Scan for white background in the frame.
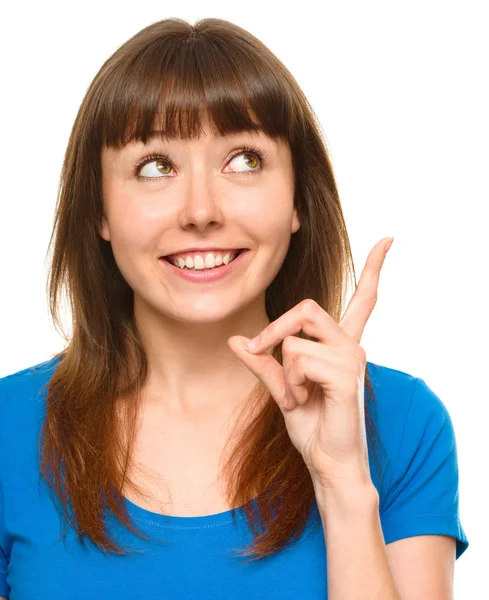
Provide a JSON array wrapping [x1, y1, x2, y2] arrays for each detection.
[[0, 0, 486, 595]]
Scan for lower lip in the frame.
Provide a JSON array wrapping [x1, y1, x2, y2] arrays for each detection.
[[158, 250, 249, 282]]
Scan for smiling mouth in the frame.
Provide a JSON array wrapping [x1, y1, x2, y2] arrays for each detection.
[[161, 249, 246, 269]]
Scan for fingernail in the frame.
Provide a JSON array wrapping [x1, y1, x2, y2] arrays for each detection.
[[247, 335, 261, 350], [384, 237, 395, 255]]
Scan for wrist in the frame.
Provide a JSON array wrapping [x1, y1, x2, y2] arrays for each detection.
[[313, 476, 379, 522]]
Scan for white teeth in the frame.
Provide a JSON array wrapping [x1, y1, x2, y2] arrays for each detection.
[[171, 251, 239, 270]]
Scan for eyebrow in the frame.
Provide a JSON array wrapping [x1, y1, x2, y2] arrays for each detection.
[[144, 129, 268, 143]]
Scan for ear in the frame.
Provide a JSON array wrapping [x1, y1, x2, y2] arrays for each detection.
[[291, 206, 300, 234], [99, 215, 111, 242]]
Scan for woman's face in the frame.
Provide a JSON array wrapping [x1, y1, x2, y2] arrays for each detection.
[[99, 116, 300, 325]]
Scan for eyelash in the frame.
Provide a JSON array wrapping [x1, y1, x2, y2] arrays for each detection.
[[132, 144, 269, 181]]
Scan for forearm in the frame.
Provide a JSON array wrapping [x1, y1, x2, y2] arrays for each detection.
[[315, 480, 402, 600]]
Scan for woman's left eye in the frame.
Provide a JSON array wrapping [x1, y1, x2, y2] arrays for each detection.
[[224, 151, 263, 174], [134, 147, 268, 181]]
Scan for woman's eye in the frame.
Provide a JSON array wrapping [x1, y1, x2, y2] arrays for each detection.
[[138, 159, 173, 178], [136, 150, 262, 180], [225, 152, 261, 173]]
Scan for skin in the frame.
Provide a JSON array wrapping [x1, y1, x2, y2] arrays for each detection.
[[229, 238, 394, 490], [99, 114, 300, 430]]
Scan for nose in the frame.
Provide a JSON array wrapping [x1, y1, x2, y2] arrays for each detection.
[[177, 167, 224, 233]]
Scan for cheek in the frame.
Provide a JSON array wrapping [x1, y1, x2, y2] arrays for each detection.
[[107, 193, 161, 251], [107, 201, 159, 291], [247, 186, 295, 241]]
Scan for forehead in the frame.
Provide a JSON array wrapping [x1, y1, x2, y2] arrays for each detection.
[[140, 127, 275, 146]]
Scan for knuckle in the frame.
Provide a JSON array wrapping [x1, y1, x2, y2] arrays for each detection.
[[282, 335, 298, 354], [301, 298, 319, 316]]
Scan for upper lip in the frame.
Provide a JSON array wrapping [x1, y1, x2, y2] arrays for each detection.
[[162, 246, 245, 257]]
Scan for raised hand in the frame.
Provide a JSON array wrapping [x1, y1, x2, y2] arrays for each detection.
[[227, 237, 394, 491]]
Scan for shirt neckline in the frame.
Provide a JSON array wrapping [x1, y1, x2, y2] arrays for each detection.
[[122, 494, 321, 531], [122, 494, 250, 529]]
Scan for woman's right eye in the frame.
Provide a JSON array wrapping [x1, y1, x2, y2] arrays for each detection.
[[136, 157, 173, 179]]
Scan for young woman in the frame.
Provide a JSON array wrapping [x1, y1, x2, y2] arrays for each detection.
[[0, 17, 469, 599]]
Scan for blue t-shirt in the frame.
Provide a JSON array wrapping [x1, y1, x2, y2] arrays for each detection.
[[0, 357, 469, 599]]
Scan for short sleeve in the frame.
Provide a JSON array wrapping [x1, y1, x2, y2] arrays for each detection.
[[379, 377, 469, 559]]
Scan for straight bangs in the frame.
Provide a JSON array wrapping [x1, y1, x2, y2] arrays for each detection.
[[95, 30, 299, 151]]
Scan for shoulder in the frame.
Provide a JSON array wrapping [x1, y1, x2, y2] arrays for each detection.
[[0, 356, 62, 432], [0, 355, 62, 394], [366, 360, 449, 430]]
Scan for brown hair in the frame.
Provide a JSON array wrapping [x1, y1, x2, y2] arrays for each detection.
[[39, 17, 386, 564]]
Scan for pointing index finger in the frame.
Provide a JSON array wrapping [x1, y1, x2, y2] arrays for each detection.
[[338, 237, 394, 343]]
